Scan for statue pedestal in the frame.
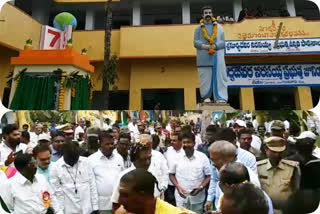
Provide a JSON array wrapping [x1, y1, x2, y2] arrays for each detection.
[[197, 102, 235, 110]]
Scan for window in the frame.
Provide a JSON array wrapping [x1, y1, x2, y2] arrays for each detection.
[[254, 87, 296, 110]]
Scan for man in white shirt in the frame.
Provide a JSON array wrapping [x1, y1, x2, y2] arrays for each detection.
[[164, 133, 185, 205], [88, 130, 124, 214], [111, 134, 169, 211], [103, 118, 113, 131], [50, 141, 99, 214], [29, 124, 43, 148], [1, 153, 62, 214], [169, 132, 212, 214], [127, 119, 138, 136], [74, 119, 85, 141], [0, 124, 27, 167], [238, 129, 262, 160], [155, 123, 167, 151], [113, 132, 131, 169], [133, 122, 146, 143], [111, 135, 152, 212]]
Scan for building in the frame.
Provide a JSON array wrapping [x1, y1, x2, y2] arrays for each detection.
[[1, 0, 320, 110]]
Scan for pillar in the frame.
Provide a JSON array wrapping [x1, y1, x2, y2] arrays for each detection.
[[294, 87, 313, 110], [129, 88, 142, 110], [85, 9, 95, 30], [233, 0, 243, 21], [32, 0, 51, 25], [8, 69, 19, 108], [182, 0, 190, 24], [132, 0, 141, 26], [286, 0, 296, 16], [184, 87, 197, 110], [64, 88, 71, 110], [239, 88, 255, 110]]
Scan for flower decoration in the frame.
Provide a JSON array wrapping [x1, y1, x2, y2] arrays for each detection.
[[200, 17, 218, 55]]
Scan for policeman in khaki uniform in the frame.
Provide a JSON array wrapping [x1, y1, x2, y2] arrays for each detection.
[[257, 136, 301, 214]]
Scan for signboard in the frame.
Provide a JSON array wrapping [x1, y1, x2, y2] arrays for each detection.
[[40, 25, 73, 50], [226, 38, 320, 55], [236, 20, 311, 40], [227, 64, 320, 88]]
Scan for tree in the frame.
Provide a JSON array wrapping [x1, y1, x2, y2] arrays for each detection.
[[101, 0, 118, 109]]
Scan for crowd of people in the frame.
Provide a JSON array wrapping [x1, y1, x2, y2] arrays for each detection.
[[237, 6, 291, 22], [0, 115, 319, 214]]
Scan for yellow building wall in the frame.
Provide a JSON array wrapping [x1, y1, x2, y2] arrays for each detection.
[[0, 3, 41, 51], [0, 46, 18, 101], [129, 58, 199, 109], [73, 30, 121, 61]]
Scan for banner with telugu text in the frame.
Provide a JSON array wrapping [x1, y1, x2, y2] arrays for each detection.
[[225, 38, 320, 55], [227, 64, 320, 88]]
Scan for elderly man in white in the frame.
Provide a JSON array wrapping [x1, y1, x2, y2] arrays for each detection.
[[50, 141, 99, 214], [205, 140, 261, 212], [169, 132, 211, 214], [88, 131, 124, 214]]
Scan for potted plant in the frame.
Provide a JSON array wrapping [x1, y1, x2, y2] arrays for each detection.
[[81, 48, 87, 55], [66, 39, 73, 49], [24, 39, 33, 50]]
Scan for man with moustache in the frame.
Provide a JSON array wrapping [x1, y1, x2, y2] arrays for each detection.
[[111, 136, 153, 213], [88, 130, 124, 214], [1, 153, 62, 214], [0, 124, 26, 167], [194, 5, 228, 104], [169, 132, 211, 214], [114, 132, 132, 169], [33, 144, 52, 183], [164, 133, 185, 205]]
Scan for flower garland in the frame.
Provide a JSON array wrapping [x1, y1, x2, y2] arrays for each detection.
[[58, 72, 67, 110], [200, 17, 218, 55]]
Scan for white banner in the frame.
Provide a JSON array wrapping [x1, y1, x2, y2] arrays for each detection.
[[227, 64, 320, 87], [40, 25, 73, 50], [225, 38, 320, 55]]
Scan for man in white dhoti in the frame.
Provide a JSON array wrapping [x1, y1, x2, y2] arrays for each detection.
[[194, 6, 228, 103]]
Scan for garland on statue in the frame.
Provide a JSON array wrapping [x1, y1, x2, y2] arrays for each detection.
[[200, 17, 218, 55]]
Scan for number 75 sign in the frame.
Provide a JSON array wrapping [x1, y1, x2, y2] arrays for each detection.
[[40, 25, 73, 50]]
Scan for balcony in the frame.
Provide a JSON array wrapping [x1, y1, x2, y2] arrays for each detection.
[[0, 3, 42, 50]]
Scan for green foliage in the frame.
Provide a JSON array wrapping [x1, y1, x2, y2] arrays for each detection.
[[64, 71, 80, 88], [6, 68, 27, 88], [81, 48, 87, 53], [67, 39, 73, 44], [101, 55, 118, 87], [29, 111, 74, 124], [25, 39, 32, 44]]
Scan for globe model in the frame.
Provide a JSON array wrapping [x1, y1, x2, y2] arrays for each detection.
[[53, 12, 77, 31]]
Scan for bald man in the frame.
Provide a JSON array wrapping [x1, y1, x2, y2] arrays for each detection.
[[205, 141, 261, 212]]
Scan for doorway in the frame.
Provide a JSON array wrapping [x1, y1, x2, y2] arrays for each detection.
[[142, 89, 184, 110]]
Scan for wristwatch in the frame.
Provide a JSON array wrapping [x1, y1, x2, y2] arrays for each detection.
[[200, 185, 204, 190]]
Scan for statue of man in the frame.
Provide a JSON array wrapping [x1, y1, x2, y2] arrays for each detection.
[[194, 6, 228, 104]]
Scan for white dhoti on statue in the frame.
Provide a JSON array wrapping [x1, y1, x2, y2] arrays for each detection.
[[197, 52, 228, 101]]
